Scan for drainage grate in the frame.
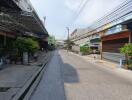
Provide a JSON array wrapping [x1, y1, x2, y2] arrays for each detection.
[[0, 87, 10, 92]]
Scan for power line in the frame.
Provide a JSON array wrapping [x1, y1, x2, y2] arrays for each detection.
[[74, 0, 86, 14], [69, 0, 86, 27], [67, 0, 86, 27], [69, 0, 90, 26], [75, 0, 89, 18]]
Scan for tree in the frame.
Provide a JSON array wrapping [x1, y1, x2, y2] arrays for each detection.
[[15, 37, 39, 54], [64, 40, 75, 50], [14, 37, 39, 64], [48, 36, 56, 45], [48, 36, 56, 50]]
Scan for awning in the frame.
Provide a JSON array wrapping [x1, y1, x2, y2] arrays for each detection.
[[0, 11, 48, 37], [0, 0, 48, 38], [0, 12, 30, 33]]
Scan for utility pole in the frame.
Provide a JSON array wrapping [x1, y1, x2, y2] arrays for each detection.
[[128, 25, 132, 43], [129, 30, 132, 43], [66, 27, 70, 51]]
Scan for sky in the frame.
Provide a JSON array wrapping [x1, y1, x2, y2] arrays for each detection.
[[30, 0, 126, 40]]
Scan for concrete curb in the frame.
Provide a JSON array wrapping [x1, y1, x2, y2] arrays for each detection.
[[23, 66, 47, 100], [23, 52, 53, 100], [11, 52, 53, 100]]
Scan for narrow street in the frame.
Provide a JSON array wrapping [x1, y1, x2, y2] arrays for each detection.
[[1, 1, 132, 100], [30, 50, 132, 100]]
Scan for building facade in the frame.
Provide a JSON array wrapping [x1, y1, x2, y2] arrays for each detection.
[[0, 0, 49, 66], [70, 0, 132, 63]]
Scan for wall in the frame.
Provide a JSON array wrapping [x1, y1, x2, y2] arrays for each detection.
[[101, 31, 130, 62], [72, 45, 80, 53]]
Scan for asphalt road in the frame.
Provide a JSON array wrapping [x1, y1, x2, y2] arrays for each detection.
[[30, 50, 132, 100]]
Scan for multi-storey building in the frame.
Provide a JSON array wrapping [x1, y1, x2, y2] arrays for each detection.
[[0, 0, 49, 65], [70, 0, 132, 63]]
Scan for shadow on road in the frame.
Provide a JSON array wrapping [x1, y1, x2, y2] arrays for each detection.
[[58, 53, 79, 83], [62, 63, 79, 83]]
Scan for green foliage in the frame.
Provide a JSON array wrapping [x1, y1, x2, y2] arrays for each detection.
[[48, 36, 56, 45], [120, 44, 132, 69], [48, 36, 57, 51], [120, 44, 132, 56], [80, 45, 91, 54], [15, 37, 39, 53], [128, 60, 132, 69]]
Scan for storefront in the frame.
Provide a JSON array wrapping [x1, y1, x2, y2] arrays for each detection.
[[0, 32, 16, 66], [90, 37, 100, 53], [101, 25, 130, 62]]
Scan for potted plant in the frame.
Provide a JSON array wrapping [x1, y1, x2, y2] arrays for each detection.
[[15, 37, 39, 65], [120, 43, 132, 69], [80, 45, 91, 55], [0, 48, 4, 68]]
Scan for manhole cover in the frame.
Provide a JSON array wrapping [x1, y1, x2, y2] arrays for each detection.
[[0, 87, 10, 92]]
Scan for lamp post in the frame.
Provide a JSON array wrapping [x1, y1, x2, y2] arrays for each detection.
[[43, 16, 46, 26], [66, 27, 70, 51]]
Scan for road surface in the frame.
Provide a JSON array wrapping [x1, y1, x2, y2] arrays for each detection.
[[30, 50, 132, 100]]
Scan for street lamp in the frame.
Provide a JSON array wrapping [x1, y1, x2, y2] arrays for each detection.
[[66, 27, 70, 51], [66, 27, 70, 41], [43, 16, 46, 26]]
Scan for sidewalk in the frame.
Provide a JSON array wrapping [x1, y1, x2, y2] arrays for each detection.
[[70, 51, 132, 81], [0, 65, 39, 100], [0, 51, 51, 100], [71, 52, 119, 69], [83, 54, 119, 69]]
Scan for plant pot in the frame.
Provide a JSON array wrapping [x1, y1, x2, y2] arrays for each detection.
[[23, 52, 29, 65], [0, 58, 3, 69]]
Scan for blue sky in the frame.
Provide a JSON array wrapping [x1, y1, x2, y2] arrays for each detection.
[[30, 0, 126, 40]]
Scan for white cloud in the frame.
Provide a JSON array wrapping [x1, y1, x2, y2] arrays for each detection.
[[65, 0, 83, 12]]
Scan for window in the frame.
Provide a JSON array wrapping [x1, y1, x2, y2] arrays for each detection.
[[105, 25, 123, 35]]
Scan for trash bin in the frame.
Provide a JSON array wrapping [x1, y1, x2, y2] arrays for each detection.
[[23, 52, 28, 65]]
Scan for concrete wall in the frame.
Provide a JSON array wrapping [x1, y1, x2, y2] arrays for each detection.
[[72, 45, 80, 52]]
